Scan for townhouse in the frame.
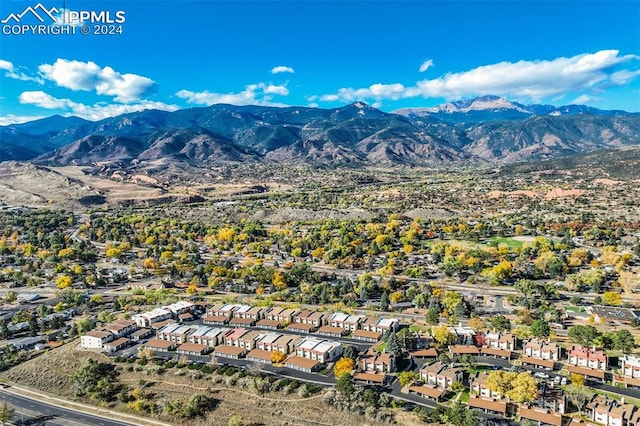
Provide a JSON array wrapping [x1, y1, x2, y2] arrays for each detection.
[[103, 319, 137, 338], [329, 313, 365, 331], [521, 339, 560, 370], [620, 354, 640, 387], [295, 337, 343, 363], [358, 349, 396, 373], [586, 395, 639, 426], [523, 339, 561, 361], [187, 326, 225, 348], [567, 346, 608, 370], [265, 307, 299, 324], [420, 362, 463, 389], [484, 332, 516, 351], [81, 329, 114, 349], [470, 372, 501, 399], [223, 328, 250, 347], [132, 307, 172, 328], [156, 324, 194, 345]]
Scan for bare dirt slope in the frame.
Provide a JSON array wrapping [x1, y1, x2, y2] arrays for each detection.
[[3, 344, 393, 426]]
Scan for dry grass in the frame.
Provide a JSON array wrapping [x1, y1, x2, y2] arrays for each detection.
[[1, 343, 393, 426]]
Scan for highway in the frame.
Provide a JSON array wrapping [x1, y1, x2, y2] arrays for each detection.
[[0, 389, 138, 426]]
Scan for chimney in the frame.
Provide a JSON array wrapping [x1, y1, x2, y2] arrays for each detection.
[[621, 397, 625, 404]]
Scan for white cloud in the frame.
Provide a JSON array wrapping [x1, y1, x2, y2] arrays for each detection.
[[38, 59, 156, 103], [0, 114, 47, 126], [0, 60, 14, 71], [610, 69, 640, 85], [271, 65, 295, 74], [571, 94, 595, 105], [19, 90, 178, 121], [176, 82, 289, 106], [0, 59, 44, 84], [319, 50, 640, 103], [264, 84, 289, 96], [419, 59, 433, 73]]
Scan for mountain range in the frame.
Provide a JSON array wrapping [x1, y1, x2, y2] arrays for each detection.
[[1, 96, 638, 166]]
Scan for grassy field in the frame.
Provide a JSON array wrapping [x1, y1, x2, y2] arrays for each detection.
[[488, 237, 525, 249], [564, 306, 585, 313]]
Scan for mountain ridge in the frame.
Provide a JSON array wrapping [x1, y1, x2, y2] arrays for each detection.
[[1, 97, 639, 166]]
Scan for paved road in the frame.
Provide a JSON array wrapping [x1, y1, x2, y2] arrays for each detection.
[[0, 389, 136, 426]]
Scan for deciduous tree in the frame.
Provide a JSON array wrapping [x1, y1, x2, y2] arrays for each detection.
[[333, 357, 354, 378]]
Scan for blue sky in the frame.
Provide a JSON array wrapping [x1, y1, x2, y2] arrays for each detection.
[[0, 0, 639, 124]]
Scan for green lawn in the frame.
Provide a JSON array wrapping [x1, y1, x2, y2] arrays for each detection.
[[374, 341, 387, 352], [409, 325, 431, 334], [459, 391, 470, 403], [564, 306, 585, 313], [488, 237, 525, 249]]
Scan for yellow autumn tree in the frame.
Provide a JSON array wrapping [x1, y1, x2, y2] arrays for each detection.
[[432, 325, 456, 345], [186, 284, 198, 295], [334, 357, 354, 378], [602, 291, 622, 306], [272, 271, 288, 291], [487, 371, 517, 396], [56, 275, 72, 289], [506, 372, 538, 403], [571, 373, 585, 388], [271, 350, 287, 364]]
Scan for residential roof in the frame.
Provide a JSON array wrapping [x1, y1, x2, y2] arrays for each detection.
[[345, 314, 365, 324], [111, 319, 136, 327], [286, 323, 314, 332], [421, 361, 444, 374], [317, 326, 345, 335], [246, 349, 274, 361], [256, 332, 282, 345], [224, 328, 249, 341], [266, 307, 284, 317], [354, 372, 386, 383], [609, 403, 637, 420], [214, 345, 246, 356], [468, 396, 507, 414], [285, 356, 320, 370], [229, 317, 255, 326], [145, 339, 174, 349], [407, 385, 444, 399], [521, 356, 555, 369], [84, 329, 112, 339], [202, 315, 228, 322], [568, 345, 608, 363], [330, 312, 349, 323], [311, 340, 341, 354], [481, 347, 512, 358], [450, 345, 480, 355], [568, 365, 606, 379], [410, 348, 438, 358], [104, 337, 129, 347], [176, 342, 208, 353], [352, 329, 382, 340], [256, 319, 281, 328], [519, 407, 562, 426], [166, 300, 194, 313], [376, 317, 399, 328], [131, 328, 152, 337], [150, 319, 176, 329]]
